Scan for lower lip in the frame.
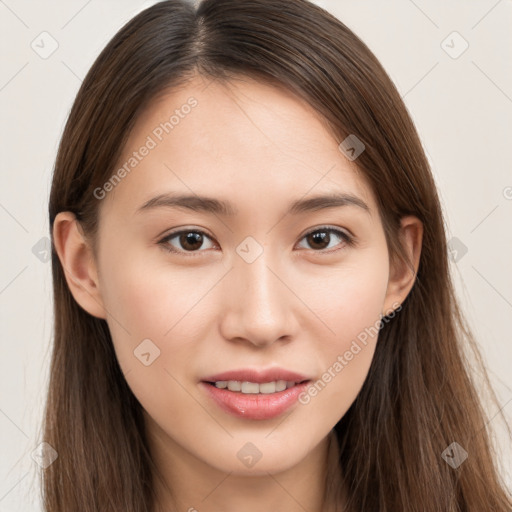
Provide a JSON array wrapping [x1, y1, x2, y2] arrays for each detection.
[[200, 381, 310, 420]]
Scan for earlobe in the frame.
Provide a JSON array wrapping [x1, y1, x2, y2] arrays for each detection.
[[382, 215, 423, 316], [52, 212, 107, 319]]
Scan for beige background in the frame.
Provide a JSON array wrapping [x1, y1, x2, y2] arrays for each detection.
[[0, 0, 511, 509]]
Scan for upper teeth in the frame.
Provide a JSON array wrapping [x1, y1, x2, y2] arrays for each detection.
[[214, 380, 298, 394]]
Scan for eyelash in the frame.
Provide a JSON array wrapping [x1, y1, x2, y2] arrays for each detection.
[[158, 226, 355, 257]]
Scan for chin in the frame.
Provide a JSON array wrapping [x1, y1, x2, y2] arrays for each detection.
[[201, 439, 311, 476]]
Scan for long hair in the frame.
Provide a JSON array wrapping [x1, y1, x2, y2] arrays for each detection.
[[44, 0, 512, 510]]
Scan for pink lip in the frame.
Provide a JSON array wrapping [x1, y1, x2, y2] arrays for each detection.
[[201, 367, 311, 384], [200, 381, 311, 420], [200, 368, 313, 420]]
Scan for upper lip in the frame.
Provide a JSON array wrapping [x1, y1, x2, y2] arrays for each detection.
[[202, 367, 312, 384]]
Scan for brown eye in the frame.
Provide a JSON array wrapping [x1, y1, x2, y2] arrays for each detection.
[[297, 227, 353, 252], [159, 226, 353, 257], [160, 230, 216, 254], [178, 232, 204, 251], [306, 231, 330, 250]]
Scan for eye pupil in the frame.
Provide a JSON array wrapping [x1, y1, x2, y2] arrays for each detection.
[[163, 227, 348, 256], [308, 231, 329, 249], [181, 232, 203, 250]]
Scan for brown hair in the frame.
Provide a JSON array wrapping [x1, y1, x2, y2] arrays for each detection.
[[44, 0, 512, 510]]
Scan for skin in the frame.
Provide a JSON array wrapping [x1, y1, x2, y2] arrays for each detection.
[[53, 73, 423, 512]]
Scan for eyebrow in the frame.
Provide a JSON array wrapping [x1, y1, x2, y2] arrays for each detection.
[[136, 192, 370, 216]]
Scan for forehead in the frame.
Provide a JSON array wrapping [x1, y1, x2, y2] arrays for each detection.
[[100, 74, 376, 220]]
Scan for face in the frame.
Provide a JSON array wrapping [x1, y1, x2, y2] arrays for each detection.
[[80, 74, 402, 476]]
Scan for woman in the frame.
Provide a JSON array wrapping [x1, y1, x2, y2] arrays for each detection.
[[44, 0, 511, 510]]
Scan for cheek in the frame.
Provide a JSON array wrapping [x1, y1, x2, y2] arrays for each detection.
[[97, 247, 223, 396], [102, 241, 389, 359], [97, 251, 206, 428], [100, 238, 388, 395], [93, 238, 391, 473], [99, 247, 210, 344], [313, 248, 389, 345], [298, 251, 388, 416]]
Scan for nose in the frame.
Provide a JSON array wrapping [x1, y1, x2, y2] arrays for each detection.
[[218, 249, 299, 348]]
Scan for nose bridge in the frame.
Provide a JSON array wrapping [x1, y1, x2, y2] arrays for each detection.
[[239, 243, 279, 306], [221, 238, 295, 346]]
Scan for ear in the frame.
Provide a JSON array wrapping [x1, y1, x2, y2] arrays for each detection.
[[382, 215, 423, 316], [52, 212, 107, 319]]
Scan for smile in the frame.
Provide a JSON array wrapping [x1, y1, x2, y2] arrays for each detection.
[[200, 380, 311, 420], [208, 379, 305, 394]]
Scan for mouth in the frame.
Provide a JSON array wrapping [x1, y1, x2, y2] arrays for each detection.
[[203, 379, 310, 394], [200, 379, 311, 420]]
